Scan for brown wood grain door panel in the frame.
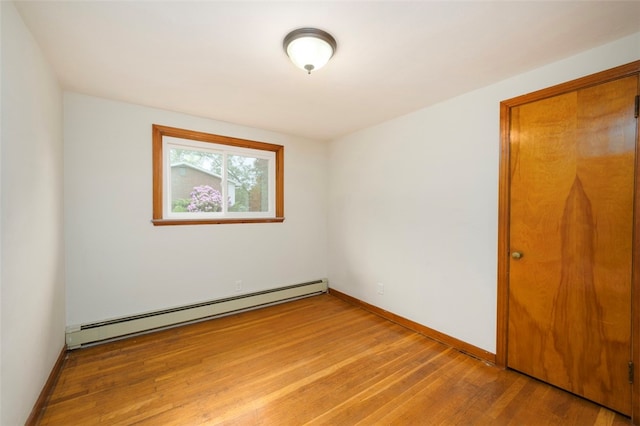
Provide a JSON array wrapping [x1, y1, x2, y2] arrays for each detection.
[[506, 75, 637, 415]]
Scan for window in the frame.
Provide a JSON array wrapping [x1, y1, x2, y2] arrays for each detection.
[[152, 124, 284, 225]]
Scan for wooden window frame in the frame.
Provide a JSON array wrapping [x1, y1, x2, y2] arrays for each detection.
[[152, 124, 284, 226]]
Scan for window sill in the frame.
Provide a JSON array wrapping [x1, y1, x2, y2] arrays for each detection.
[[151, 217, 285, 226]]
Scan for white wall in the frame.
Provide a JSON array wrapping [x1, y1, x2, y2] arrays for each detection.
[[64, 94, 328, 326], [327, 33, 640, 353], [1, 2, 66, 424]]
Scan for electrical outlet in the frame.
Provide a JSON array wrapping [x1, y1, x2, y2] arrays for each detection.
[[377, 282, 384, 295], [235, 280, 243, 292]]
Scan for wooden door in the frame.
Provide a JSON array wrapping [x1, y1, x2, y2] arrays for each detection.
[[503, 73, 638, 416]]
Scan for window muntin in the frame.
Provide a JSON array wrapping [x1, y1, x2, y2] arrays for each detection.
[[152, 125, 284, 225]]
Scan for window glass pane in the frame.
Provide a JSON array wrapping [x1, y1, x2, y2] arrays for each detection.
[[170, 148, 224, 213], [227, 155, 269, 212]]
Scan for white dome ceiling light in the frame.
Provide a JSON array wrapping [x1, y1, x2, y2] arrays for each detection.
[[283, 28, 337, 74]]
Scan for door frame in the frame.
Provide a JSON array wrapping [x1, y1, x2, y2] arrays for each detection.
[[496, 60, 640, 421]]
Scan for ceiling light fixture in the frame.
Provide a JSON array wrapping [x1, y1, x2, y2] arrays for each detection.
[[283, 28, 337, 75]]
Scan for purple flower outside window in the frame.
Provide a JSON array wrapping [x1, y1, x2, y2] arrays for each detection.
[[187, 185, 223, 212]]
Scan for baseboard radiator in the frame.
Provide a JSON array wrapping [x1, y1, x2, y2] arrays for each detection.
[[66, 279, 327, 349]]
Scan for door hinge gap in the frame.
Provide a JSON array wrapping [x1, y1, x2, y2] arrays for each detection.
[[635, 95, 639, 118], [629, 361, 634, 384]]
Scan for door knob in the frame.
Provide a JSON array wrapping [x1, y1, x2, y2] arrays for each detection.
[[511, 251, 523, 260]]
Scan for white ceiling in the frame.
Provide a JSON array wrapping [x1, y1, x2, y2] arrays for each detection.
[[14, 1, 640, 141]]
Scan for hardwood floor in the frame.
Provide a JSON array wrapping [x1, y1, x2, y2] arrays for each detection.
[[38, 294, 631, 425]]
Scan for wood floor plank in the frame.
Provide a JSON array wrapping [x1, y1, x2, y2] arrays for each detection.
[[38, 294, 631, 425]]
